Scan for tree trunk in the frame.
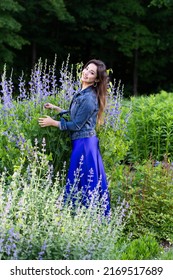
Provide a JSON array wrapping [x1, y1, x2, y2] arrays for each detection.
[[133, 49, 138, 96], [32, 41, 37, 67]]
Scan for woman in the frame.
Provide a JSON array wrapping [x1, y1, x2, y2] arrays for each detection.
[[38, 59, 110, 216]]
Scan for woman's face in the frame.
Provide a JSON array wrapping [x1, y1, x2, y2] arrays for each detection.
[[81, 63, 97, 86]]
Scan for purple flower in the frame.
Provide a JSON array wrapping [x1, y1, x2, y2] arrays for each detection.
[[38, 241, 47, 260]]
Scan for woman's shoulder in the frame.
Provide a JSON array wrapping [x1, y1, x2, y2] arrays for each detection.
[[83, 86, 97, 98]]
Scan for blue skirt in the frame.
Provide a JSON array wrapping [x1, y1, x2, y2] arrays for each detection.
[[64, 136, 110, 216]]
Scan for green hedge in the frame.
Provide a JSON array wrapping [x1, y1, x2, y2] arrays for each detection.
[[126, 91, 173, 162]]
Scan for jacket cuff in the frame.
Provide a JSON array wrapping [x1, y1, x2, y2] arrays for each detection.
[[59, 118, 68, 130]]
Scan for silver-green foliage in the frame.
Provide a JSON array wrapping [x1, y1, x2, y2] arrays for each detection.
[[0, 145, 129, 260]]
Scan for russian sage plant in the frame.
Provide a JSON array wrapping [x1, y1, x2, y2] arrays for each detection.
[[0, 145, 130, 260]]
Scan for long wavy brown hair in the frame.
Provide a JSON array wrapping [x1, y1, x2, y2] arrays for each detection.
[[83, 59, 108, 125]]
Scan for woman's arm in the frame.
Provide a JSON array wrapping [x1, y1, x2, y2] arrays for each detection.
[[44, 103, 62, 113]]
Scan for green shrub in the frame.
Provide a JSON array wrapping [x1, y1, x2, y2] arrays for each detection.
[[98, 127, 130, 171], [121, 235, 162, 260], [109, 160, 173, 242], [126, 91, 173, 162], [0, 98, 71, 175]]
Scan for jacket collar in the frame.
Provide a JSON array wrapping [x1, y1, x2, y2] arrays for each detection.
[[79, 85, 95, 95]]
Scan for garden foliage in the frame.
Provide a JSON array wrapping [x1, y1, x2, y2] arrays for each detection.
[[1, 57, 173, 259], [121, 235, 162, 260], [0, 56, 130, 176], [111, 160, 173, 242], [126, 91, 173, 162], [0, 141, 130, 260]]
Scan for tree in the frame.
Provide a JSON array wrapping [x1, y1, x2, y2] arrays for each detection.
[[2, 0, 173, 96], [59, 0, 165, 95], [105, 0, 157, 95], [150, 0, 172, 7], [0, 0, 28, 68], [143, 1, 173, 92], [16, 0, 74, 67]]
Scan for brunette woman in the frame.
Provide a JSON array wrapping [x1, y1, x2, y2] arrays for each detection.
[[38, 59, 110, 216]]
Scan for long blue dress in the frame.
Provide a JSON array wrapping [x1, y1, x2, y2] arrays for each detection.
[[60, 86, 111, 216], [63, 136, 111, 216]]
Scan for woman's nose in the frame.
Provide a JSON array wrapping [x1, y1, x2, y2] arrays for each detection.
[[83, 70, 88, 76]]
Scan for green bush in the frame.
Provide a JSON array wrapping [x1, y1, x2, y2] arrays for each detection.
[[126, 91, 173, 162], [109, 159, 173, 242], [121, 235, 162, 260], [98, 127, 130, 171], [0, 98, 71, 175]]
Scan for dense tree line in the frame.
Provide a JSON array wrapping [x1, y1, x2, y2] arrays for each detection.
[[0, 0, 173, 96]]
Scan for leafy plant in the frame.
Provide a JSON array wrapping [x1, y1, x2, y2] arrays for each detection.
[[121, 235, 162, 260], [126, 91, 173, 163], [111, 159, 173, 242]]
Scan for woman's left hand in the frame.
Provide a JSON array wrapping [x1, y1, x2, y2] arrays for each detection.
[[38, 116, 60, 127]]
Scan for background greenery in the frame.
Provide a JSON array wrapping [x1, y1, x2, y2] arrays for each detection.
[[0, 0, 173, 96]]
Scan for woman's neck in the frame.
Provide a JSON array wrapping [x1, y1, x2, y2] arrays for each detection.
[[81, 83, 93, 90]]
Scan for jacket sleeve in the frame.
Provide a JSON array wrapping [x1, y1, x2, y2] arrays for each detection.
[[58, 110, 70, 116], [59, 96, 97, 131]]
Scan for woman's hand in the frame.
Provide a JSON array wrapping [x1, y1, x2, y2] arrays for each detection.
[[44, 103, 54, 109], [44, 103, 62, 112], [38, 116, 60, 128]]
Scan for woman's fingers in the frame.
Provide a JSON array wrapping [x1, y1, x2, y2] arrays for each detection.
[[38, 116, 48, 127], [38, 117, 45, 127], [44, 103, 50, 109], [38, 116, 53, 127]]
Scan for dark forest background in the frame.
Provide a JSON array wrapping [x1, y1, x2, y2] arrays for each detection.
[[0, 0, 172, 97]]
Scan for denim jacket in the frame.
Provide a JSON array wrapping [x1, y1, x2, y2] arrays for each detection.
[[59, 86, 99, 140]]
